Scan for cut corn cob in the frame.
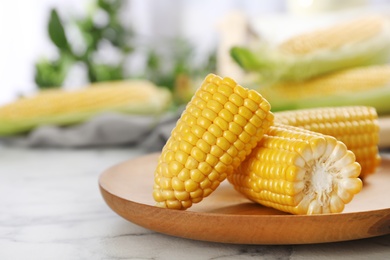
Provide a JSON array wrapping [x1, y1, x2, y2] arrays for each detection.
[[279, 16, 386, 55], [153, 74, 274, 210], [230, 15, 390, 82], [228, 124, 363, 215], [260, 64, 390, 115], [0, 80, 172, 136], [274, 106, 380, 179]]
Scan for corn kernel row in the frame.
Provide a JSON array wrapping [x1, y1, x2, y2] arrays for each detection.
[[153, 74, 273, 209]]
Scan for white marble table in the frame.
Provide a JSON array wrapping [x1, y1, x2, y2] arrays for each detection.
[[1, 146, 389, 260]]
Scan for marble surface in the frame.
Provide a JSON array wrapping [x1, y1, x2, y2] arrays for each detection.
[[1, 146, 389, 260]]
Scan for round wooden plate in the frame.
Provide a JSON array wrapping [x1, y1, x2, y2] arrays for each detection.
[[99, 153, 390, 244]]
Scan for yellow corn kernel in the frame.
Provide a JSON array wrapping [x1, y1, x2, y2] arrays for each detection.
[[225, 101, 239, 115], [191, 125, 206, 139], [274, 106, 380, 178], [198, 162, 212, 175], [205, 154, 219, 167], [234, 114, 247, 128], [190, 169, 206, 183], [219, 108, 234, 122], [185, 156, 199, 170], [229, 122, 243, 136], [228, 124, 362, 215], [196, 139, 211, 153], [177, 169, 190, 182], [213, 92, 228, 105], [171, 177, 185, 191], [153, 74, 273, 209], [230, 93, 244, 107], [184, 179, 199, 192]]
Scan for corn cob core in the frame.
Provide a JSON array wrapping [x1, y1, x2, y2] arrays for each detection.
[[153, 74, 274, 210], [228, 124, 362, 215], [262, 65, 390, 100], [274, 106, 380, 178], [279, 16, 387, 55], [0, 81, 171, 136]]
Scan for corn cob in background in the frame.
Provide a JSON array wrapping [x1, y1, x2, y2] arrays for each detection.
[[274, 106, 381, 179], [153, 74, 274, 210], [260, 65, 390, 115], [278, 15, 386, 55], [0, 80, 172, 136], [228, 124, 363, 215], [230, 15, 390, 83]]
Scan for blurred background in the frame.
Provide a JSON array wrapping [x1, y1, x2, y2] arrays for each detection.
[[0, 0, 285, 105], [1, 0, 390, 148], [0, 0, 388, 105]]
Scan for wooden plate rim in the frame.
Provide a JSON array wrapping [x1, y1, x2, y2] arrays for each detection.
[[99, 154, 390, 244]]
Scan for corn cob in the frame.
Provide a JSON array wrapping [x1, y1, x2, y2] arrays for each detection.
[[0, 80, 172, 136], [228, 124, 363, 215], [274, 106, 380, 179], [279, 16, 386, 55], [153, 74, 274, 210], [260, 65, 390, 115], [230, 15, 390, 82]]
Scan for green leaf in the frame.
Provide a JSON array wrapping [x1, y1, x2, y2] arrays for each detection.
[[34, 55, 74, 88], [97, 0, 122, 15], [146, 50, 160, 71], [76, 17, 102, 51], [230, 47, 266, 71], [89, 63, 124, 82], [48, 9, 70, 51]]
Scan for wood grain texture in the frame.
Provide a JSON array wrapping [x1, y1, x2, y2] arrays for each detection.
[[99, 153, 390, 244]]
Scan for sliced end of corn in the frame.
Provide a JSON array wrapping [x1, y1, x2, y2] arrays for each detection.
[[229, 124, 362, 215], [153, 73, 273, 210]]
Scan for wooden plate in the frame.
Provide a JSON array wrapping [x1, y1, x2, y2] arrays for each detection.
[[379, 116, 390, 148], [99, 153, 390, 244]]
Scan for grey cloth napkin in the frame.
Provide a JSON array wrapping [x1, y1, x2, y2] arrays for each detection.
[[0, 108, 184, 152]]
